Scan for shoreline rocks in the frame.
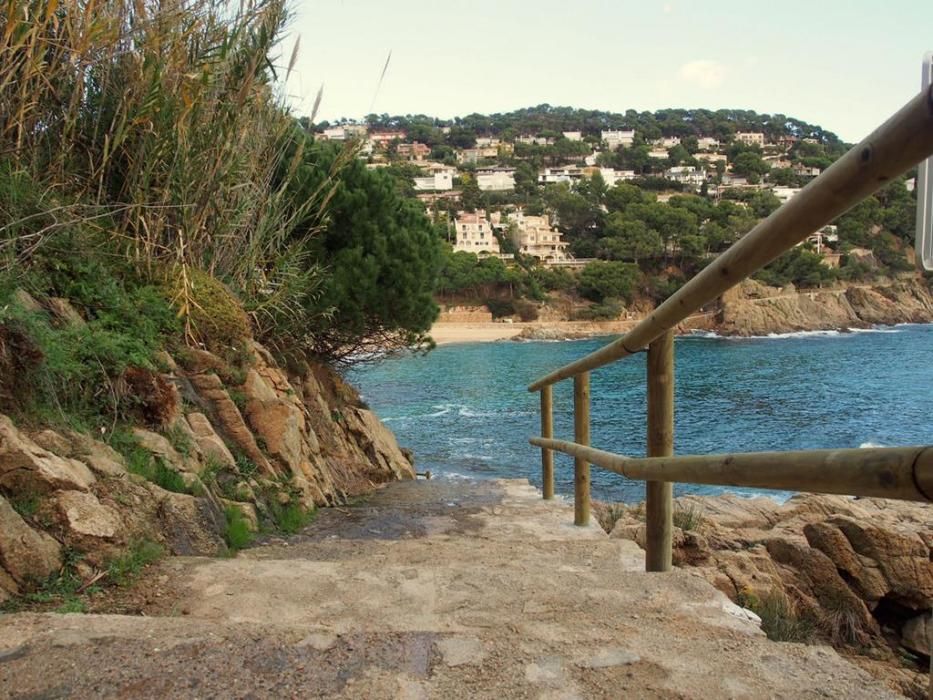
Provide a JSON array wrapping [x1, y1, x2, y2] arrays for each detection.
[[600, 492, 932, 698]]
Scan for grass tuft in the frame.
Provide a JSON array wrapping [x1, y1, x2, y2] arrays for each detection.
[[672, 504, 705, 532], [738, 589, 816, 643], [223, 506, 256, 552]]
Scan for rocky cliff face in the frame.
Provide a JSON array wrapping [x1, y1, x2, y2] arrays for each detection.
[[602, 493, 932, 698], [0, 341, 414, 604], [715, 278, 933, 336]]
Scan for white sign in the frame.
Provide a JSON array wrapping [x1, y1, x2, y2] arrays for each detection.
[[917, 52, 933, 270]]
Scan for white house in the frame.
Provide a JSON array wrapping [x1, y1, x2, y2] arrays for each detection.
[[601, 129, 636, 150], [516, 135, 554, 146], [475, 136, 501, 148], [476, 169, 516, 191], [599, 168, 637, 186], [539, 167, 587, 185], [653, 136, 681, 149], [453, 210, 501, 255], [664, 166, 706, 189], [696, 137, 721, 151], [562, 131, 583, 142], [771, 186, 802, 203], [648, 148, 670, 160], [413, 170, 455, 192]]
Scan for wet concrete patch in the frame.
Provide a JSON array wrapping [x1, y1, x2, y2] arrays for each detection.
[[258, 479, 506, 545]]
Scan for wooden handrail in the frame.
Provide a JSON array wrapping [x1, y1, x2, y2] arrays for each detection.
[[529, 438, 933, 503], [528, 85, 933, 392]]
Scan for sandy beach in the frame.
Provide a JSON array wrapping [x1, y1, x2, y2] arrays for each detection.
[[430, 322, 527, 345]]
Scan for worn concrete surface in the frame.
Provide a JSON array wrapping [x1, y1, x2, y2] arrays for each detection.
[[0, 479, 905, 699]]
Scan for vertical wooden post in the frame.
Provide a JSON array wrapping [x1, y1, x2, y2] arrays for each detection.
[[646, 330, 674, 572], [573, 372, 591, 526], [540, 386, 554, 500]]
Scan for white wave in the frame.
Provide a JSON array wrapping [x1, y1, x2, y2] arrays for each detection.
[[859, 441, 887, 448], [688, 325, 904, 341], [847, 327, 900, 334], [437, 471, 478, 481], [459, 453, 494, 462]]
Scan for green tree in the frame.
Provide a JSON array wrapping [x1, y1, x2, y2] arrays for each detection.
[[577, 261, 640, 303], [287, 142, 443, 364]]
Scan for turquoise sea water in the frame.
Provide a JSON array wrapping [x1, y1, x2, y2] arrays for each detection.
[[348, 324, 933, 503]]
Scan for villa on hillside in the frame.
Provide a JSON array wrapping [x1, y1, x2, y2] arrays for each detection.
[[602, 129, 635, 150], [453, 210, 511, 259], [397, 142, 431, 161], [476, 169, 516, 191], [696, 136, 720, 151], [413, 170, 455, 191], [734, 131, 766, 147], [492, 210, 571, 265]]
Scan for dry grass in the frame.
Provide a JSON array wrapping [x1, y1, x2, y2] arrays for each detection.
[[0, 0, 348, 342]]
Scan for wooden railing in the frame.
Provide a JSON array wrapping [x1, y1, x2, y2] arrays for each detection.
[[528, 86, 933, 575]]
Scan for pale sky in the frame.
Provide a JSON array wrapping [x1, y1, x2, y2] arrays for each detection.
[[280, 0, 933, 143]]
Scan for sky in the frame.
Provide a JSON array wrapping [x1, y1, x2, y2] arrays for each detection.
[[280, 1, 933, 143]]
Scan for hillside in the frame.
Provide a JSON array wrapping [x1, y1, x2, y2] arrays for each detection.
[[311, 105, 924, 329]]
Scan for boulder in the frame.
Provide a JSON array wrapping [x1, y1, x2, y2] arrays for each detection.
[[0, 415, 95, 494], [53, 490, 123, 541], [46, 297, 85, 326], [221, 499, 259, 532], [30, 430, 74, 458], [0, 495, 63, 585], [64, 432, 128, 477], [186, 413, 235, 468], [187, 373, 274, 475], [154, 489, 226, 556], [901, 613, 931, 658], [131, 428, 186, 470]]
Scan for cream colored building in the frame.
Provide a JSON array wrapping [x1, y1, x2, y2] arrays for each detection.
[[735, 132, 766, 147], [453, 210, 501, 255], [494, 210, 571, 264]]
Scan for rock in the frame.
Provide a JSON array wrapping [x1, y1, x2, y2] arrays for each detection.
[[131, 428, 186, 471], [53, 490, 123, 540], [186, 413, 235, 468], [30, 430, 74, 457], [155, 489, 226, 556], [347, 408, 417, 481], [11, 289, 42, 313], [64, 432, 128, 477], [242, 369, 306, 474], [901, 613, 931, 658], [45, 297, 85, 326], [0, 495, 63, 584], [822, 516, 933, 611], [0, 566, 19, 601], [0, 415, 95, 494], [187, 373, 274, 476]]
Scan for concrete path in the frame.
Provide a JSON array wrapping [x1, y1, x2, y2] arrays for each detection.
[[0, 480, 904, 699]]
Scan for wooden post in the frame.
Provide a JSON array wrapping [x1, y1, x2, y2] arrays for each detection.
[[540, 386, 554, 500], [646, 330, 674, 572], [573, 372, 590, 526]]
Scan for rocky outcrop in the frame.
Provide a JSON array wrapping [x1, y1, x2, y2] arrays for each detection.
[[606, 493, 932, 697], [0, 496, 62, 596], [715, 278, 933, 336], [0, 342, 415, 599]]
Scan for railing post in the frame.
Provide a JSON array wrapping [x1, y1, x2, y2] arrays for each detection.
[[573, 372, 590, 526], [540, 386, 554, 500], [645, 330, 674, 572]]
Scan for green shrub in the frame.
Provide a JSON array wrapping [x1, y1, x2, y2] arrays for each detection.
[[672, 504, 705, 532], [109, 429, 190, 494], [738, 589, 815, 643], [107, 540, 165, 587], [163, 423, 194, 458], [223, 507, 256, 552], [268, 500, 316, 535]]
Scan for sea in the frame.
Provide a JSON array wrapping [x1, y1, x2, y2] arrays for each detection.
[[348, 324, 933, 504]]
